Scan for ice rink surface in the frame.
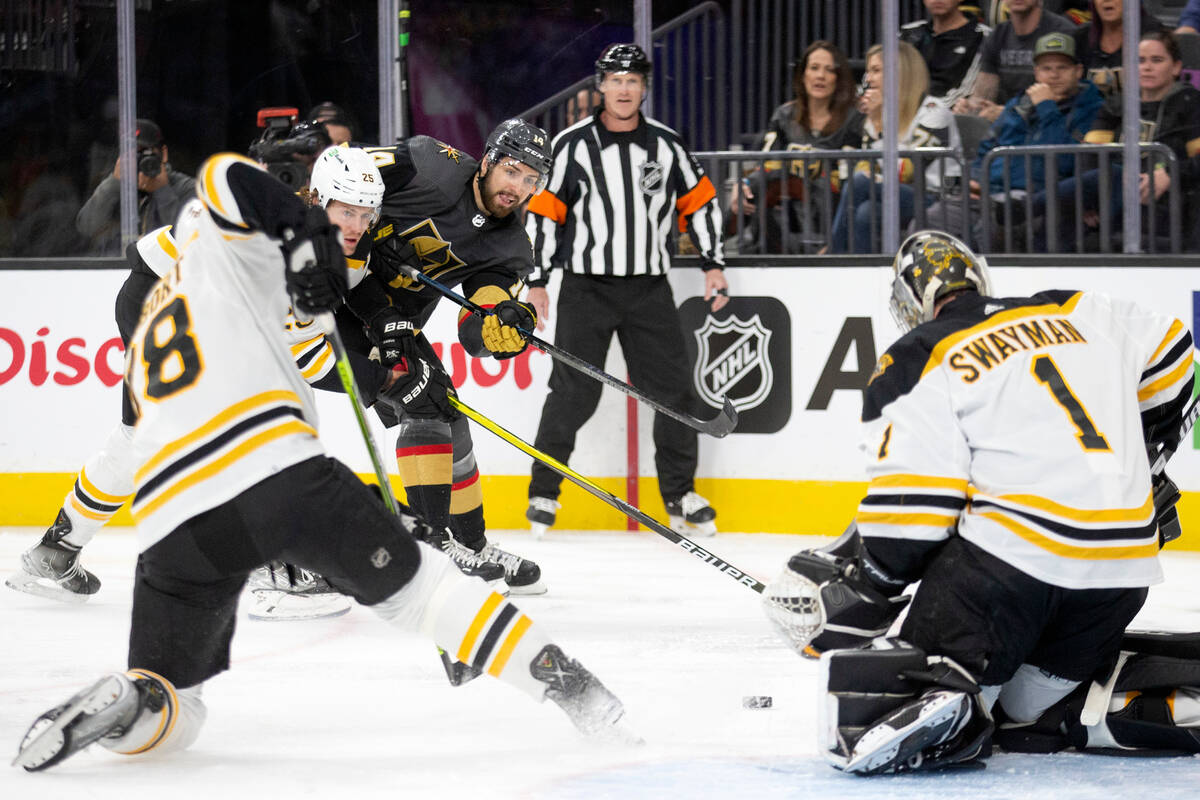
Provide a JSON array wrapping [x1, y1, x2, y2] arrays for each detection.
[[1, 526, 1199, 799]]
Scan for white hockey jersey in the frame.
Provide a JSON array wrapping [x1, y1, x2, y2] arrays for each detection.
[[125, 153, 327, 549], [857, 290, 1194, 590]]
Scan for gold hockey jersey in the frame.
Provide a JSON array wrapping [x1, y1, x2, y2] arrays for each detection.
[[858, 290, 1194, 590]]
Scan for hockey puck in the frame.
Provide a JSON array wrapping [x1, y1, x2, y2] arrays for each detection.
[[742, 695, 773, 709]]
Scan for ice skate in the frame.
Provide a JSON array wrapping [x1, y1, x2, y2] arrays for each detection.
[[531, 644, 638, 743], [5, 509, 101, 604], [421, 528, 507, 590], [13, 671, 169, 772], [480, 541, 546, 595], [665, 491, 717, 537], [844, 689, 974, 775], [246, 563, 353, 621], [525, 496, 560, 540]]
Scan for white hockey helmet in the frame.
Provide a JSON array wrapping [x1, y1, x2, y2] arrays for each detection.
[[890, 230, 992, 333], [309, 146, 384, 220]]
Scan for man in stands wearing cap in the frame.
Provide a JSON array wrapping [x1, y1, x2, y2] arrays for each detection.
[[76, 118, 196, 255], [920, 31, 1102, 246]]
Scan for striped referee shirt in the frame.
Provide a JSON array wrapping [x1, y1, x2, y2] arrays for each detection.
[[525, 113, 723, 285]]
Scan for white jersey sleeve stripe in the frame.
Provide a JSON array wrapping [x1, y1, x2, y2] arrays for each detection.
[[1138, 353, 1194, 403], [198, 153, 263, 229], [979, 490, 1156, 524], [135, 226, 179, 277], [974, 509, 1159, 561]]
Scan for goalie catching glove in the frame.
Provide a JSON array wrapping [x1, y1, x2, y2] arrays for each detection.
[[281, 206, 348, 316], [762, 526, 910, 657]]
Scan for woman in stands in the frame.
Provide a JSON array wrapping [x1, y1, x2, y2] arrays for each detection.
[[1034, 29, 1200, 251], [1074, 0, 1164, 97], [728, 40, 861, 253], [827, 41, 959, 254]]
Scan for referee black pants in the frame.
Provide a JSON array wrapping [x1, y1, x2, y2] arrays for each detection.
[[529, 273, 698, 503]]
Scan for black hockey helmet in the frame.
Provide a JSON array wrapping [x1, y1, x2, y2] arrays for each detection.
[[890, 230, 992, 333], [595, 43, 653, 88], [484, 118, 552, 192]]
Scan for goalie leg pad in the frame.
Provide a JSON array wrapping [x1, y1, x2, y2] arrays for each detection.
[[821, 641, 993, 775]]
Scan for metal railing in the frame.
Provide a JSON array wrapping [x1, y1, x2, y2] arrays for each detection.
[[519, 2, 726, 149], [978, 143, 1183, 254], [692, 147, 968, 256]]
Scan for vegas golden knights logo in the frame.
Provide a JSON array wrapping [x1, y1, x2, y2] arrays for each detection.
[[693, 314, 774, 412], [376, 219, 467, 289]]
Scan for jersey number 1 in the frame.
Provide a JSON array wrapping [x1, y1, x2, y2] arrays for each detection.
[[1031, 354, 1110, 451]]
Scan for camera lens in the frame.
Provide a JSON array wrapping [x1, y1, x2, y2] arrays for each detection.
[[138, 150, 163, 178]]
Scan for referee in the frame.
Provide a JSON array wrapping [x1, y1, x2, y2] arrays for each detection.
[[523, 43, 729, 538]]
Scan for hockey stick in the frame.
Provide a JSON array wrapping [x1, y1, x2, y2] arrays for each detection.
[[315, 312, 481, 685], [448, 395, 766, 594], [1150, 391, 1200, 476], [392, 261, 738, 438]]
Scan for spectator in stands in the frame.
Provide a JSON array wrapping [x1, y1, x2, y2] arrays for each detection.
[[955, 0, 1078, 121], [1029, 30, 1200, 250], [567, 88, 601, 125], [75, 118, 196, 255], [1073, 0, 1164, 97], [923, 32, 1103, 245], [827, 42, 958, 253], [1177, 0, 1200, 34], [988, 1, 1091, 26], [728, 40, 862, 253], [307, 101, 355, 144], [901, 0, 993, 107]]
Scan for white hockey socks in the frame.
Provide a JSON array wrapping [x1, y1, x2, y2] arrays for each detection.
[[371, 543, 553, 701], [59, 423, 138, 547], [101, 671, 206, 757]]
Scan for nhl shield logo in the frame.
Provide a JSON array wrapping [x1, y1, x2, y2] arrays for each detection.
[[639, 160, 665, 194], [693, 314, 774, 412], [370, 547, 392, 569]]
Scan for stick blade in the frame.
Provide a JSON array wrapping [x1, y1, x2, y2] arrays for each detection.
[[697, 396, 738, 438]]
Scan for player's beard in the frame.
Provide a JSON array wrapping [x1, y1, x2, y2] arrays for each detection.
[[478, 171, 526, 218]]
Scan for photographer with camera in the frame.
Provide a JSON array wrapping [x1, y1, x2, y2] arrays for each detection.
[[75, 118, 196, 255], [248, 107, 333, 190]]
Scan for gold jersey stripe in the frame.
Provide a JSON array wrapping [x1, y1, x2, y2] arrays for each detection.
[[290, 334, 326, 356], [136, 390, 302, 483], [132, 419, 316, 522], [976, 509, 1159, 561], [857, 511, 960, 527], [921, 292, 1084, 378], [457, 592, 505, 664], [79, 466, 132, 505], [155, 227, 179, 261], [975, 489, 1155, 524], [868, 473, 970, 493], [300, 343, 334, 380], [487, 614, 533, 678], [1138, 353, 1194, 402], [1148, 320, 1185, 365], [69, 494, 116, 522]]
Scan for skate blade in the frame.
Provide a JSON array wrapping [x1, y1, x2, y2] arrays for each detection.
[[13, 674, 124, 771], [668, 517, 717, 538], [530, 522, 551, 540], [5, 571, 91, 605], [246, 590, 353, 621], [505, 578, 548, 596]]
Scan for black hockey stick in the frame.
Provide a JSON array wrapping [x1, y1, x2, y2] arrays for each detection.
[[314, 311, 480, 686], [1150, 392, 1200, 476], [449, 395, 766, 594], [393, 261, 738, 438]]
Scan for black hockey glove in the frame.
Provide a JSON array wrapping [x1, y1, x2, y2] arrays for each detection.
[[1152, 471, 1182, 547], [378, 356, 459, 421], [365, 307, 419, 370], [480, 299, 536, 358], [282, 207, 348, 316], [763, 526, 910, 657], [370, 233, 421, 287]]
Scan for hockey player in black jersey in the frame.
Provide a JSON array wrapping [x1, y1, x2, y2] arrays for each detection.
[[337, 119, 553, 595], [763, 230, 1198, 774]]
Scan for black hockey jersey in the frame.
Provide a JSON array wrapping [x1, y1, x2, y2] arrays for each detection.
[[348, 136, 534, 330]]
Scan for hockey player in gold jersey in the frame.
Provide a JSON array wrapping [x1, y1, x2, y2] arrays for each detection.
[[12, 153, 630, 772], [764, 230, 1197, 774]]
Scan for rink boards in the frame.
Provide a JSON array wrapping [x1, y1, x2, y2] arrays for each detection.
[[1, 264, 1198, 548]]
